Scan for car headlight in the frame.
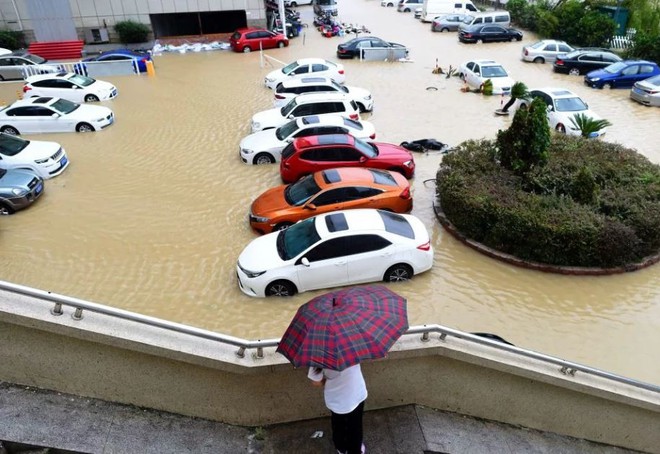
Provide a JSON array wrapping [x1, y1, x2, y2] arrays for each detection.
[[266, 77, 274, 83], [34, 158, 49, 164], [252, 122, 260, 129], [403, 160, 413, 168], [242, 148, 254, 155], [590, 77, 600, 82], [11, 188, 27, 196], [251, 215, 270, 223], [244, 269, 266, 278], [365, 95, 372, 100]]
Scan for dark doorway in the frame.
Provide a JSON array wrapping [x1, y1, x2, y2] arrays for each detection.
[[150, 10, 247, 38]]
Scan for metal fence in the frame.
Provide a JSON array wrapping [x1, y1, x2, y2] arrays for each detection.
[[610, 28, 637, 50], [7, 60, 142, 81], [1, 279, 658, 393], [360, 47, 410, 62]]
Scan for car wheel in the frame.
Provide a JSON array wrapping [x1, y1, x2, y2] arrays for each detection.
[[387, 2, 394, 6], [533, 57, 544, 64], [384, 264, 413, 282], [0, 202, 14, 215], [290, 1, 297, 6], [476, 39, 483, 44], [0, 125, 19, 135], [519, 103, 528, 110], [84, 94, 99, 102], [265, 280, 296, 297], [76, 122, 94, 132], [277, 41, 285, 48], [0, 75, 4, 81], [568, 68, 581, 76], [441, 27, 449, 32], [605, 82, 615, 89], [254, 153, 275, 165], [242, 46, 251, 53], [274, 222, 293, 231], [516, 36, 523, 42], [356, 103, 366, 113], [555, 123, 566, 134]]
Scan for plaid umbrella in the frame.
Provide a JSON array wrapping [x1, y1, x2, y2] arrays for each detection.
[[276, 285, 408, 371]]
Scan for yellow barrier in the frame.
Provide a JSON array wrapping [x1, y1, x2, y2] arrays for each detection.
[[146, 60, 155, 76]]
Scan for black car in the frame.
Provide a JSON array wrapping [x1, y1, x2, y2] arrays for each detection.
[[553, 49, 623, 76], [458, 25, 523, 44], [336, 36, 407, 59]]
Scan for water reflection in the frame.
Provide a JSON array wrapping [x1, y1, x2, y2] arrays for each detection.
[[0, 0, 658, 384]]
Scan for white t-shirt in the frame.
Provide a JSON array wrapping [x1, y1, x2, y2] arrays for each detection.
[[308, 364, 368, 414]]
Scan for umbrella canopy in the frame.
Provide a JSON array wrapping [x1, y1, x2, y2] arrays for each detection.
[[276, 285, 408, 371]]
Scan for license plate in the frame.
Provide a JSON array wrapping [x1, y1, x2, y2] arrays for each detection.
[[60, 156, 68, 167], [35, 182, 43, 194], [633, 87, 644, 95]]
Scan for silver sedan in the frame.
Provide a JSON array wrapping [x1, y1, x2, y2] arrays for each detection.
[[432, 14, 467, 32], [630, 74, 660, 107]]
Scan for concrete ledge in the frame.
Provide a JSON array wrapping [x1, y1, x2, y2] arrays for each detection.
[[1, 288, 659, 452]]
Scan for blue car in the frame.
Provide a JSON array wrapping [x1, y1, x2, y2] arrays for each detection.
[[75, 49, 153, 75], [584, 60, 660, 89]]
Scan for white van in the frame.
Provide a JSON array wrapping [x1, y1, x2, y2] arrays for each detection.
[[420, 0, 477, 22], [458, 11, 511, 30]]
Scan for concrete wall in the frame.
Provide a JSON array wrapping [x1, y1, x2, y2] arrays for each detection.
[[1, 289, 659, 453]]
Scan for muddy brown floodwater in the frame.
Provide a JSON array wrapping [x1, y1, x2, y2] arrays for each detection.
[[0, 0, 659, 384]]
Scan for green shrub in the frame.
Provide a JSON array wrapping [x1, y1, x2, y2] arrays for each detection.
[[625, 31, 660, 64], [436, 135, 660, 267], [114, 20, 150, 44], [0, 29, 25, 50]]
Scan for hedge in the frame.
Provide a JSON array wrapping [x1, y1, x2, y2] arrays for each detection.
[[436, 135, 660, 268]]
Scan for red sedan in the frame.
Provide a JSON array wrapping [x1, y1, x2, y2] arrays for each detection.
[[279, 134, 415, 183], [230, 28, 288, 53]]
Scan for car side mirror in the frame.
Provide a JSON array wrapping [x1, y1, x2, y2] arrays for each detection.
[[285, 137, 293, 143], [546, 105, 553, 112], [304, 203, 317, 211], [287, 115, 294, 119], [51, 113, 59, 118], [301, 257, 310, 267], [475, 71, 480, 76], [359, 156, 367, 163]]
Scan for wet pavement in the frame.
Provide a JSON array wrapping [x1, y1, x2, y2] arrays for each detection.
[[0, 382, 641, 454]]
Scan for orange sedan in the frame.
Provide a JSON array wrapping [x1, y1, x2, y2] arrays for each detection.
[[249, 167, 413, 234]]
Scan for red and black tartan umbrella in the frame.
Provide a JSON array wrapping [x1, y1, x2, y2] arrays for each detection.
[[276, 285, 409, 371]]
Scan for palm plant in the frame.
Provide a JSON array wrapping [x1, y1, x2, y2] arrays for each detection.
[[500, 81, 530, 113], [481, 79, 494, 96], [569, 113, 612, 138]]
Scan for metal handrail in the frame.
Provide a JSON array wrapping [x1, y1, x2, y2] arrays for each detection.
[[1, 279, 658, 393]]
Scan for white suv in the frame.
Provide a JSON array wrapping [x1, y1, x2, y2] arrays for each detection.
[[522, 40, 575, 64], [274, 76, 373, 112], [251, 93, 360, 132]]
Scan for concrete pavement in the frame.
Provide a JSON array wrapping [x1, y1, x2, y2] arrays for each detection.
[[0, 382, 641, 454]]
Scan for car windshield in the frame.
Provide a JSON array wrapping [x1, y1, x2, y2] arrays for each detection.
[[481, 65, 508, 77], [0, 133, 29, 156], [604, 62, 627, 73], [50, 98, 79, 114], [331, 80, 349, 93], [554, 96, 588, 112], [462, 14, 475, 24], [276, 217, 321, 260], [282, 61, 299, 75], [531, 41, 546, 49], [281, 97, 298, 116], [354, 136, 378, 157], [563, 50, 581, 59], [68, 73, 95, 87], [276, 119, 299, 140], [24, 54, 46, 64], [284, 174, 322, 206]]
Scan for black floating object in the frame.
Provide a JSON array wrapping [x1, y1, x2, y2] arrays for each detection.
[[471, 332, 515, 346]]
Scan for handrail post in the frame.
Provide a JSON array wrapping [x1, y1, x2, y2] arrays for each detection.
[[72, 307, 84, 320], [51, 302, 63, 316]]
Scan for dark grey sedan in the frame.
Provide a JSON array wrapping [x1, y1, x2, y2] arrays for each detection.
[[432, 14, 467, 32], [0, 168, 44, 214]]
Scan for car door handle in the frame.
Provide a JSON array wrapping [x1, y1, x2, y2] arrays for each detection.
[[335, 261, 346, 266]]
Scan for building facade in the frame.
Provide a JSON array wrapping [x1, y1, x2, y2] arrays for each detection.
[[0, 0, 268, 44]]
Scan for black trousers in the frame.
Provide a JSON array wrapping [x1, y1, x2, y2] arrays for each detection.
[[331, 400, 365, 454]]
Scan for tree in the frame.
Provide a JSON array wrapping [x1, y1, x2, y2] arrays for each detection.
[[114, 20, 150, 44], [569, 113, 612, 138], [500, 81, 530, 113], [496, 97, 551, 175]]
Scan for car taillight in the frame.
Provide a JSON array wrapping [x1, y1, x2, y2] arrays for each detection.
[[350, 113, 359, 120], [338, 48, 347, 53], [275, 94, 285, 99], [524, 49, 528, 56], [555, 59, 564, 65], [22, 85, 30, 93], [417, 241, 431, 251], [370, 133, 376, 139], [399, 187, 410, 199], [464, 33, 472, 38], [339, 69, 345, 74]]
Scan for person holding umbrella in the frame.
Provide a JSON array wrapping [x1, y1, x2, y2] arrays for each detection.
[[308, 364, 367, 454], [277, 285, 409, 454]]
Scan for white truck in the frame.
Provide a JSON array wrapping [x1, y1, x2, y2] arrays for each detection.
[[420, 0, 478, 22]]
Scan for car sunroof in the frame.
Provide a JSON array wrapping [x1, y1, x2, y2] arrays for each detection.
[[325, 212, 348, 232]]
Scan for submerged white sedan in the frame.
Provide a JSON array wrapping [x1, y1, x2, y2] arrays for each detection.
[[239, 115, 376, 165], [0, 132, 69, 179], [264, 58, 346, 89], [236, 209, 434, 297], [458, 59, 515, 95], [23, 72, 118, 103], [0, 97, 114, 134]]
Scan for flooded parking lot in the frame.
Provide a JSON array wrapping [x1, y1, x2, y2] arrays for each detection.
[[0, 0, 659, 384]]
